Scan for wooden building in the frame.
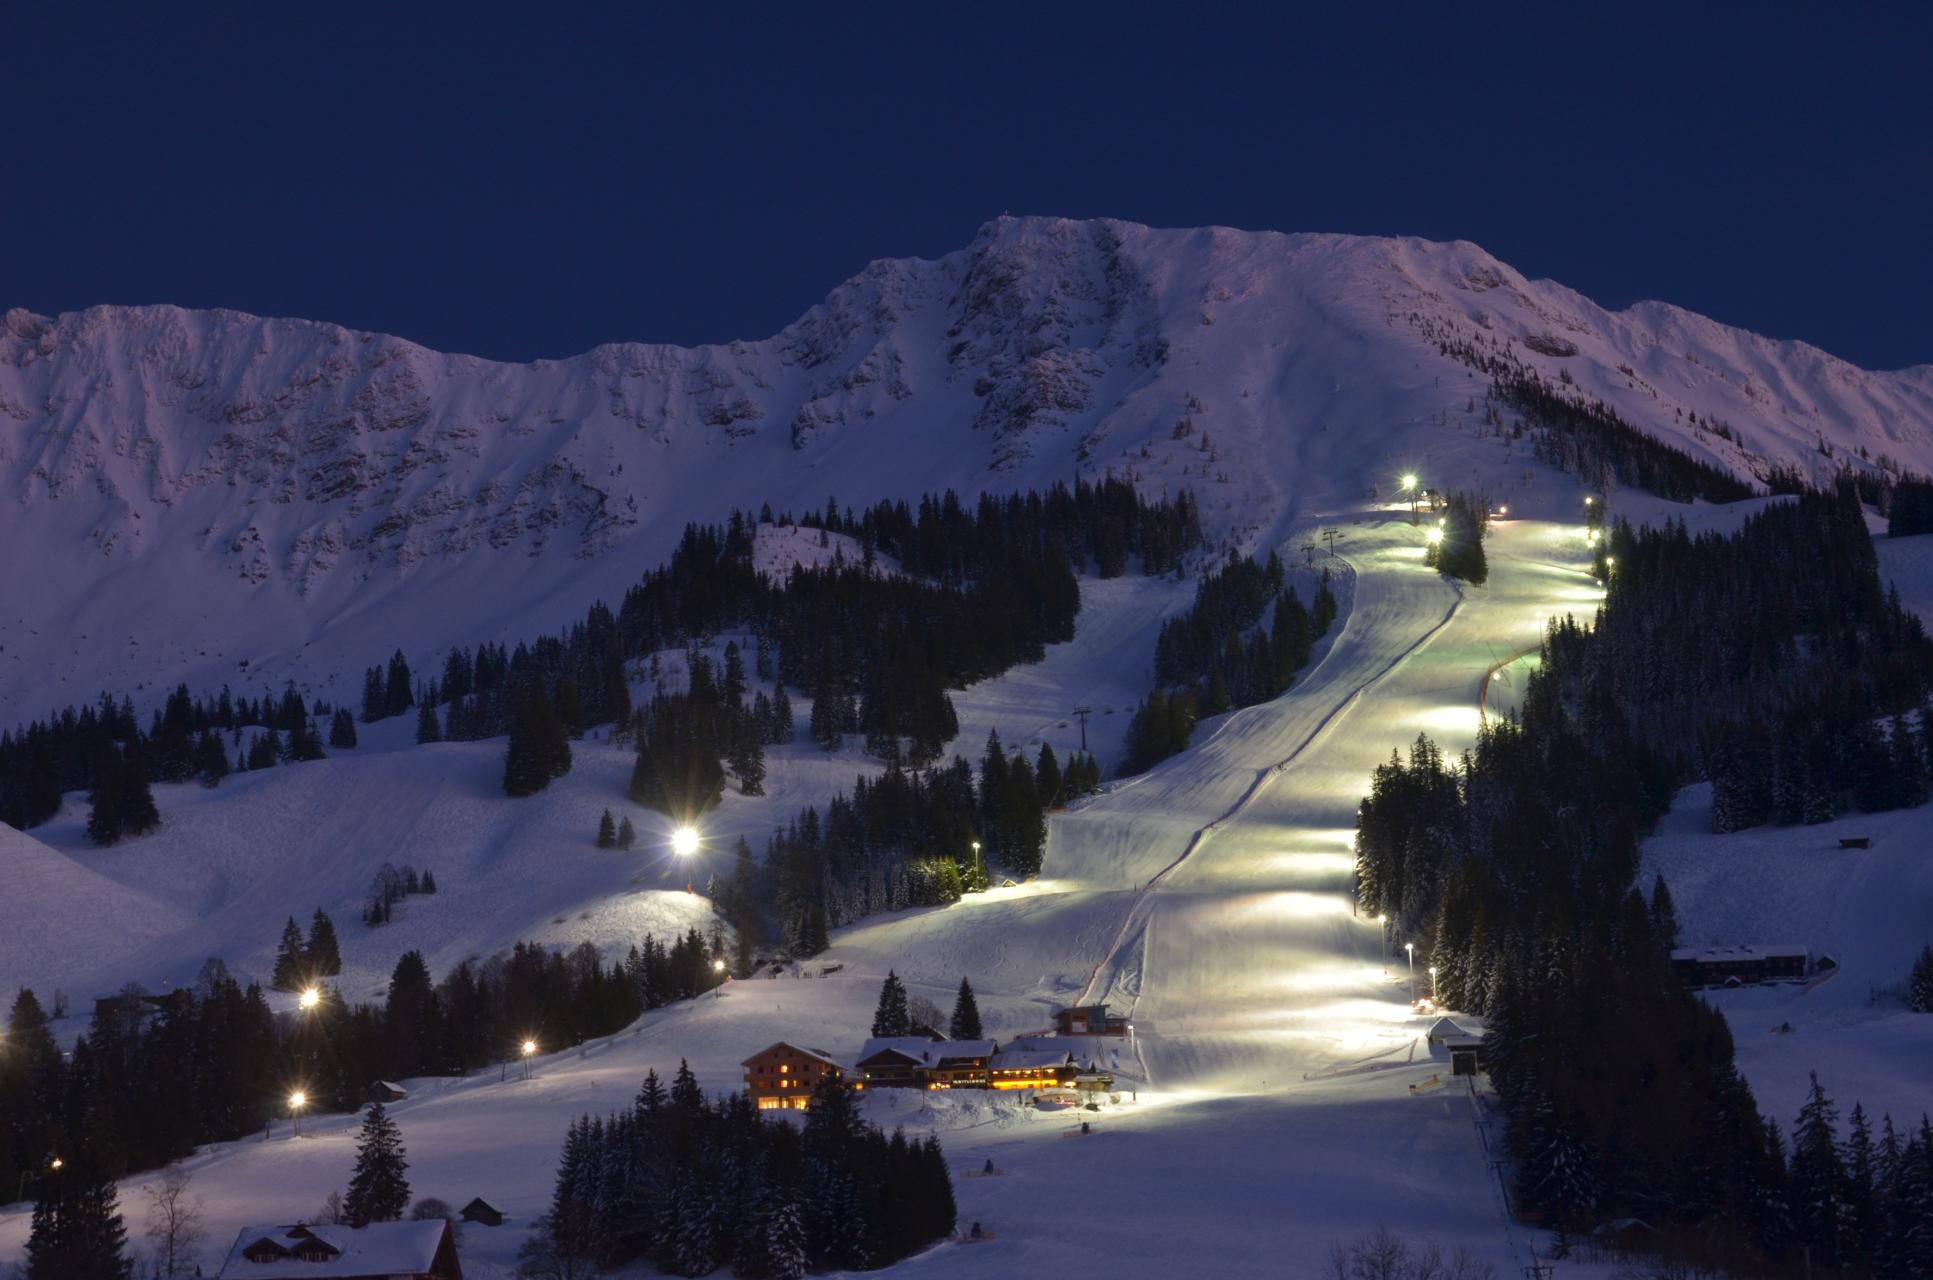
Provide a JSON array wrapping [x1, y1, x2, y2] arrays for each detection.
[[987, 1047, 1079, 1090], [922, 1040, 998, 1089], [1051, 1003, 1129, 1036], [218, 1220, 460, 1279], [458, 1198, 505, 1227], [367, 1081, 409, 1104], [853, 1037, 942, 1088], [742, 1042, 843, 1110], [1670, 945, 1810, 989]]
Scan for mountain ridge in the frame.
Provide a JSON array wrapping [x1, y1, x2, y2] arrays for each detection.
[[5, 215, 1931, 717]]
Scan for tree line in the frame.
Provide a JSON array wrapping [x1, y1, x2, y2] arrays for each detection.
[[522, 1064, 955, 1279], [1124, 551, 1339, 774], [0, 924, 730, 1211], [1353, 483, 1933, 1265], [749, 731, 1100, 953]]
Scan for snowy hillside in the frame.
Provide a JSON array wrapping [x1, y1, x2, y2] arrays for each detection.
[[6, 217, 1931, 719]]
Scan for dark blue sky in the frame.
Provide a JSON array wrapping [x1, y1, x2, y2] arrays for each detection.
[[8, 6, 1929, 368]]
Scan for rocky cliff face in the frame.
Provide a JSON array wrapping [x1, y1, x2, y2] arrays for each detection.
[[3, 216, 1930, 715]]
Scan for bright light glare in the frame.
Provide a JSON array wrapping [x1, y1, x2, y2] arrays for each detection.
[[49, 1158, 62, 1170], [672, 825, 700, 857], [288, 1090, 306, 1109], [522, 1039, 537, 1056], [1400, 473, 1418, 491], [1425, 527, 1444, 545], [299, 987, 321, 1010]]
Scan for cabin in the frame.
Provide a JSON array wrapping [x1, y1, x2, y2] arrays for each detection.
[[367, 1081, 409, 1104], [987, 1047, 1080, 1090], [92, 989, 177, 1028], [1426, 1018, 1486, 1076], [1671, 945, 1810, 989], [853, 1037, 941, 1088], [458, 1198, 505, 1227], [217, 1219, 460, 1279], [1051, 1003, 1129, 1036], [1839, 836, 1873, 849], [742, 1042, 843, 1110], [923, 1040, 999, 1089]]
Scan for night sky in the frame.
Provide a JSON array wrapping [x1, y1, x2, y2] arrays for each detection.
[[8, 5, 1928, 369]]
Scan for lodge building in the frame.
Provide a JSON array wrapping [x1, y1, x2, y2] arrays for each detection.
[[741, 1042, 844, 1110]]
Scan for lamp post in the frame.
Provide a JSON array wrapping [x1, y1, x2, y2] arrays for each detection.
[[1379, 914, 1388, 977], [1429, 965, 1439, 1005], [299, 986, 321, 1012], [971, 840, 983, 891], [1405, 942, 1415, 1003], [288, 1091, 307, 1139], [1400, 473, 1419, 521], [521, 1039, 537, 1081], [712, 958, 727, 998]]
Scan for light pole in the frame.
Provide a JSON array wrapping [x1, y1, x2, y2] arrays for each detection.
[[1379, 914, 1388, 977], [971, 840, 983, 891], [1405, 942, 1415, 1003], [521, 1039, 537, 1081], [712, 958, 727, 998], [672, 824, 700, 892], [1400, 473, 1419, 521], [288, 1091, 307, 1138], [1429, 965, 1438, 1005]]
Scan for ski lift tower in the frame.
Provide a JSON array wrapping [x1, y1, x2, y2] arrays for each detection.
[[1071, 705, 1092, 754], [1321, 528, 1342, 557]]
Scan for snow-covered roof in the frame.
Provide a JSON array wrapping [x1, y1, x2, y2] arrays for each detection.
[[217, 1221, 449, 1278], [858, 1036, 944, 1064], [741, 1041, 841, 1068], [932, 1039, 998, 1061], [1670, 945, 1809, 962], [1425, 1017, 1482, 1046], [372, 1080, 408, 1094]]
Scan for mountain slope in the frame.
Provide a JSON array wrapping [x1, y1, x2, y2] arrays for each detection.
[[4, 217, 1930, 718]]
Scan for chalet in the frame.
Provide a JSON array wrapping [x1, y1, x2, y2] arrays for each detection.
[[92, 989, 177, 1028], [217, 1220, 460, 1279], [367, 1081, 409, 1104], [1425, 1018, 1486, 1076], [923, 1039, 999, 1089], [1839, 836, 1873, 849], [1671, 945, 1810, 989], [987, 1047, 1080, 1090], [458, 1197, 505, 1227], [853, 1037, 941, 1088], [742, 1042, 842, 1110], [1051, 1003, 1129, 1036]]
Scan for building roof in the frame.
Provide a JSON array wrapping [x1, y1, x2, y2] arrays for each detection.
[[857, 1036, 945, 1066], [371, 1080, 408, 1094], [1670, 945, 1809, 962], [931, 1039, 999, 1062], [217, 1221, 449, 1278], [741, 1041, 841, 1069]]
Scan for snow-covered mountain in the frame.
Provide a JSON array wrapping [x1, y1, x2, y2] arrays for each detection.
[[5, 216, 1931, 717]]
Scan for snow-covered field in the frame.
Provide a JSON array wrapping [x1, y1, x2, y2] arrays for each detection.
[[2, 467, 1623, 1276]]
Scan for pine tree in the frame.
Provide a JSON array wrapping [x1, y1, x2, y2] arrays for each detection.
[[770, 686, 795, 745], [306, 909, 342, 977], [25, 1162, 133, 1280], [415, 701, 442, 745], [271, 916, 308, 991], [343, 1102, 410, 1225], [949, 977, 982, 1040], [1647, 873, 1681, 950], [870, 971, 910, 1037], [1790, 1071, 1846, 1266], [329, 707, 358, 749], [618, 816, 637, 851], [762, 1191, 808, 1280], [85, 742, 125, 847], [384, 650, 414, 718], [1843, 1100, 1877, 1265], [597, 809, 617, 849], [1909, 943, 1933, 1013], [1035, 743, 1063, 808], [361, 667, 386, 723]]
